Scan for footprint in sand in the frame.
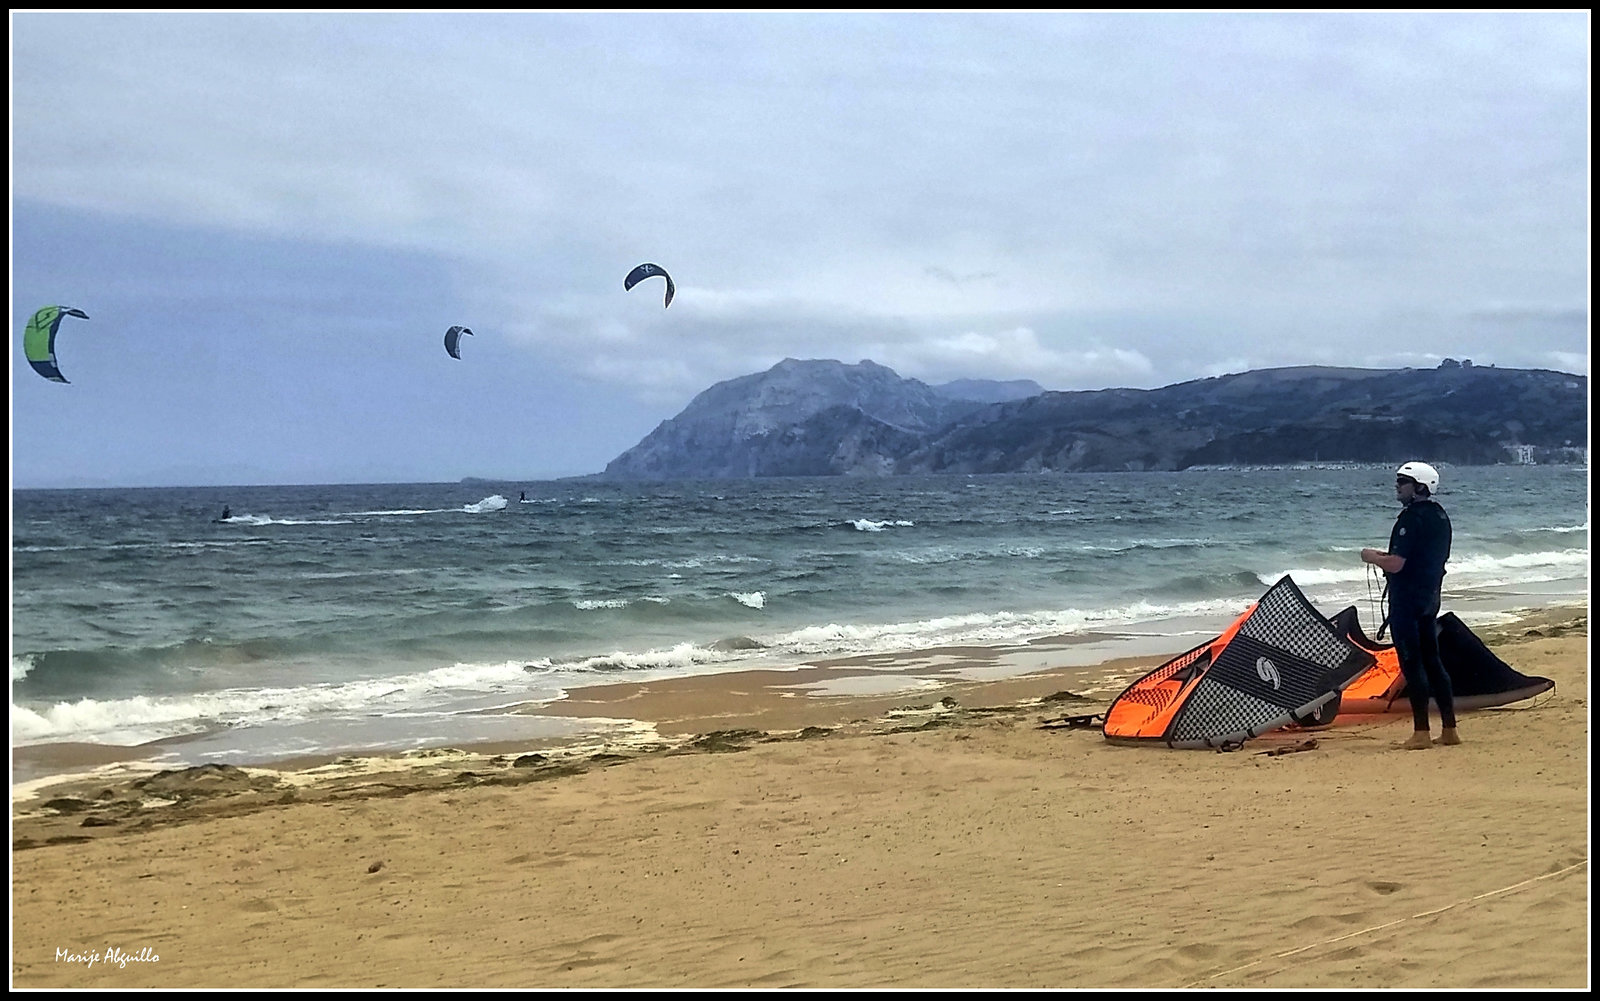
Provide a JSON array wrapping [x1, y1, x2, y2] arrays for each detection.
[[1366, 880, 1403, 895]]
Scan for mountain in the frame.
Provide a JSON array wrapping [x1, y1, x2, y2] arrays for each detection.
[[602, 359, 983, 479], [933, 378, 1045, 404], [598, 359, 1588, 480]]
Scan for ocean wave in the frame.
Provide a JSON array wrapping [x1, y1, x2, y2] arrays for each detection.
[[570, 595, 673, 611], [295, 567, 431, 580], [13, 634, 320, 695], [1447, 548, 1590, 576], [547, 642, 740, 674], [464, 495, 509, 514], [529, 596, 1251, 680], [593, 554, 770, 570], [730, 591, 766, 609], [11, 658, 537, 747], [762, 598, 1246, 659], [16, 539, 276, 553], [1075, 537, 1219, 554], [849, 519, 915, 532], [888, 544, 1050, 565], [1156, 569, 1266, 597], [572, 598, 630, 610], [710, 635, 767, 652], [1259, 565, 1371, 588], [1260, 547, 1589, 591]]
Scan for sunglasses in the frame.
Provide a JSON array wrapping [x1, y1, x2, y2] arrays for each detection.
[[1396, 477, 1417, 487]]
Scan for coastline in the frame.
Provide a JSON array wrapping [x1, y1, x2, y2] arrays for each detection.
[[9, 626, 1172, 808], [11, 604, 1588, 988]]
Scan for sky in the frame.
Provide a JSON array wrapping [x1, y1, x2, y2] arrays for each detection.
[[10, 11, 1590, 487]]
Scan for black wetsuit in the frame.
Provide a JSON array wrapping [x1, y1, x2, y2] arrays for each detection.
[[1385, 497, 1455, 731]]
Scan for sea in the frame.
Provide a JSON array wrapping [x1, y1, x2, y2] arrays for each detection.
[[10, 465, 1589, 781]]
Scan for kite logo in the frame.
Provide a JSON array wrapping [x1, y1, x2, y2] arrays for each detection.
[[1256, 656, 1282, 690]]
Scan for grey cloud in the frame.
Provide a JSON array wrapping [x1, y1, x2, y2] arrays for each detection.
[[11, 12, 1589, 483]]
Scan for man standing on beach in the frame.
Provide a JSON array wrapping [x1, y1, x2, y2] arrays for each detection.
[[1361, 461, 1458, 750]]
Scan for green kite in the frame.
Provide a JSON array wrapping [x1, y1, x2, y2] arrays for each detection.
[[24, 305, 90, 383]]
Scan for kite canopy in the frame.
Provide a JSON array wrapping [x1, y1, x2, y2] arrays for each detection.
[[23, 305, 90, 383], [444, 325, 473, 360], [1329, 607, 1555, 713], [1103, 576, 1374, 748], [624, 263, 675, 308]]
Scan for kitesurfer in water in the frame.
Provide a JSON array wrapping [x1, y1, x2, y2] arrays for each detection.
[[220, 505, 231, 521], [520, 491, 526, 502], [1360, 461, 1457, 749]]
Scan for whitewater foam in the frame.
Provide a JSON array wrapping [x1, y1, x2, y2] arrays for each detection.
[[227, 515, 357, 526], [11, 658, 540, 747]]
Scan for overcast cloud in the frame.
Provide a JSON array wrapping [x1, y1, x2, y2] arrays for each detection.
[[10, 11, 1589, 486]]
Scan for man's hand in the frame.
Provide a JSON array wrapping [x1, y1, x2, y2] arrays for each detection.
[[1361, 548, 1404, 573]]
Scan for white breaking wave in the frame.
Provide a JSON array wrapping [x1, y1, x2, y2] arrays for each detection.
[[730, 591, 766, 609], [851, 519, 915, 532], [889, 543, 1049, 565], [18, 539, 274, 552], [573, 598, 629, 610], [765, 598, 1244, 659], [547, 642, 739, 674], [464, 495, 509, 513], [1263, 547, 1590, 596], [1448, 548, 1590, 574], [11, 658, 538, 747], [1076, 537, 1219, 553], [12, 655, 36, 682], [571, 596, 672, 610], [595, 554, 768, 570], [531, 597, 1248, 682], [1263, 565, 1373, 587]]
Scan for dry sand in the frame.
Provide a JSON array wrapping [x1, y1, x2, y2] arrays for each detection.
[[10, 610, 1589, 989]]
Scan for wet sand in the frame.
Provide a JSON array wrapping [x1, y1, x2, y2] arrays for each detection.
[[10, 609, 1588, 988]]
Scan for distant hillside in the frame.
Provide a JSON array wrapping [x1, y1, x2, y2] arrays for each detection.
[[598, 359, 1587, 480], [601, 359, 984, 479], [933, 378, 1044, 404]]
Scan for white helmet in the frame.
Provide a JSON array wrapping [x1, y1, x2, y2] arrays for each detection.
[[1396, 461, 1440, 493]]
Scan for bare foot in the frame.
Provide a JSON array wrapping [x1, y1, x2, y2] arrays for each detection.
[[1400, 731, 1433, 750], [1435, 728, 1462, 746]]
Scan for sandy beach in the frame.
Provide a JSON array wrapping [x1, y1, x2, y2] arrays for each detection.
[[11, 608, 1588, 989]]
